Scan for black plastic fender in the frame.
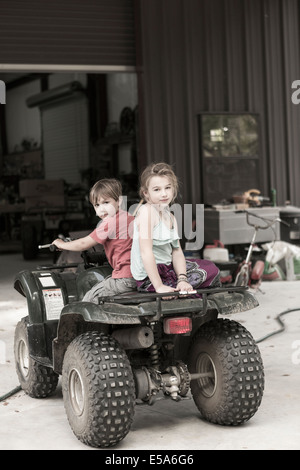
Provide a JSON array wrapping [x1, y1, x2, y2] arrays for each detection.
[[14, 270, 69, 324], [14, 269, 70, 365]]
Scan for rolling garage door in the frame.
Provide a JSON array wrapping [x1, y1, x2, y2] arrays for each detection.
[[26, 81, 89, 184], [0, 0, 136, 69], [41, 95, 89, 184]]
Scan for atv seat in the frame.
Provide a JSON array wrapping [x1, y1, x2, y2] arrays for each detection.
[[76, 266, 113, 300]]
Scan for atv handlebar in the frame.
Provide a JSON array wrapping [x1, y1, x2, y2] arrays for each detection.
[[37, 238, 108, 271], [38, 243, 57, 252], [38, 234, 70, 252]]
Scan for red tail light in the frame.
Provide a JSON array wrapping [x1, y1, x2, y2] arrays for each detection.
[[164, 317, 192, 334]]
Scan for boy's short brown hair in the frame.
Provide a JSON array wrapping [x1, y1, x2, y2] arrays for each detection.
[[89, 178, 122, 205]]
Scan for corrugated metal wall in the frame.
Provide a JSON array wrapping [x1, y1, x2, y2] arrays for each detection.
[[0, 0, 136, 67], [137, 0, 300, 206]]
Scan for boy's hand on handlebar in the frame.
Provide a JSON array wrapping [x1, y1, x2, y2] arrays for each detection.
[[51, 238, 65, 250]]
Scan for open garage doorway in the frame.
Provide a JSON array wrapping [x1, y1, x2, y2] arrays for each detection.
[[0, 71, 139, 254]]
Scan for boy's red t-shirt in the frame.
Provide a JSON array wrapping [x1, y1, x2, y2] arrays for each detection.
[[89, 209, 134, 279]]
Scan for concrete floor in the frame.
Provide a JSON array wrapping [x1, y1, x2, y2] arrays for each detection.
[[0, 249, 300, 451]]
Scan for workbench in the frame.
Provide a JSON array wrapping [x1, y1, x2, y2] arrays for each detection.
[[204, 207, 280, 245]]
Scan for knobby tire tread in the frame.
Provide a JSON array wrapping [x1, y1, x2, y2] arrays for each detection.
[[62, 331, 135, 448], [189, 318, 264, 425]]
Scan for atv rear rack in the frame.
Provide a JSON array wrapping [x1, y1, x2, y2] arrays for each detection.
[[99, 286, 250, 318], [100, 285, 248, 304]]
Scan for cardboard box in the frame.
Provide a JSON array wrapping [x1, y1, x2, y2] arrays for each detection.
[[19, 179, 64, 198]]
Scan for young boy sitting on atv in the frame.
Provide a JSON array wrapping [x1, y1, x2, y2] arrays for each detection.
[[52, 178, 136, 303]]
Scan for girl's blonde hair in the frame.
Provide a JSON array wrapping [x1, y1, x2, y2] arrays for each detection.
[[89, 178, 122, 205], [139, 162, 179, 201]]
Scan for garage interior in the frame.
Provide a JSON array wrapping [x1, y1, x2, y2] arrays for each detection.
[[0, 71, 140, 258]]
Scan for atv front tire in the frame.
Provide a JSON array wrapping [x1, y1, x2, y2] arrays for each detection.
[[62, 331, 135, 448], [14, 317, 59, 397], [188, 318, 264, 425]]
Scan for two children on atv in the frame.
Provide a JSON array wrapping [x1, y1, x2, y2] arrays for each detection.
[[52, 162, 220, 303]]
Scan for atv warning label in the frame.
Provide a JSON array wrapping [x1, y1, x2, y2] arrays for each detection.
[[42, 288, 64, 320]]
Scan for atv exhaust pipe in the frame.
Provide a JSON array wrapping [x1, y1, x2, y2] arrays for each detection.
[[112, 326, 154, 350]]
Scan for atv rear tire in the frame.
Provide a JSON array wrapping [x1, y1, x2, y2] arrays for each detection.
[[14, 317, 59, 398], [62, 331, 135, 448], [188, 318, 264, 425]]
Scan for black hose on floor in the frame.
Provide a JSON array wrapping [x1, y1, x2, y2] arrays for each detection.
[[256, 308, 300, 343], [0, 385, 21, 402]]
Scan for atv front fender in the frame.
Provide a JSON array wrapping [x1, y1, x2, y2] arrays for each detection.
[[14, 269, 69, 323], [14, 269, 71, 365]]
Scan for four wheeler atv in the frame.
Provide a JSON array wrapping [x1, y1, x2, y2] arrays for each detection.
[[13, 248, 264, 448]]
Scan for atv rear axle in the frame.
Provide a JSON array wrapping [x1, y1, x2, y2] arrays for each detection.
[[132, 361, 209, 403]]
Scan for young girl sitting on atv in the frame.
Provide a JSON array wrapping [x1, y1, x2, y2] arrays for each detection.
[[130, 162, 221, 295]]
